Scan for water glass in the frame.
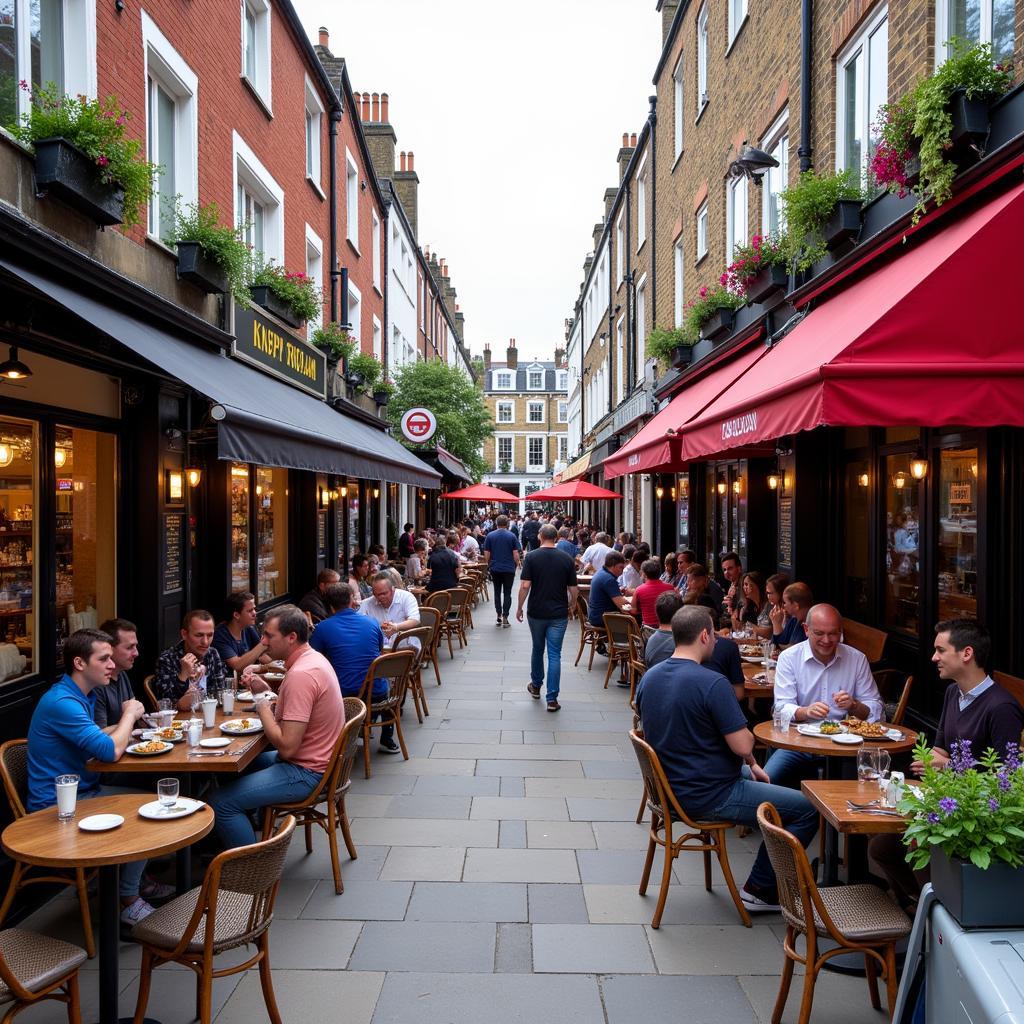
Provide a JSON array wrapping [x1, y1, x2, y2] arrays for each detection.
[[187, 719, 203, 747], [55, 774, 79, 820], [772, 705, 784, 730], [201, 698, 218, 729], [221, 689, 235, 714], [157, 778, 179, 810], [857, 748, 877, 781], [157, 699, 173, 714]]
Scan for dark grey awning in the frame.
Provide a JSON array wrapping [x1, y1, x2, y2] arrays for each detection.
[[0, 260, 441, 488], [432, 447, 474, 484]]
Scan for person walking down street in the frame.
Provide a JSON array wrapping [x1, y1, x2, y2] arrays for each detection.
[[517, 525, 578, 712], [483, 514, 522, 627], [520, 512, 541, 552]]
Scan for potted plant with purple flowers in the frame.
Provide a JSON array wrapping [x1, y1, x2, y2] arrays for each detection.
[[899, 738, 1024, 928]]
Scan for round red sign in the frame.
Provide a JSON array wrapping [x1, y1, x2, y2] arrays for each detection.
[[400, 407, 437, 443]]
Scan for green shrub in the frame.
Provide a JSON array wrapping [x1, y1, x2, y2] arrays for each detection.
[[347, 351, 383, 392], [251, 259, 323, 323], [646, 326, 696, 366], [164, 201, 251, 303], [310, 322, 355, 361], [780, 169, 863, 270], [682, 285, 745, 339]]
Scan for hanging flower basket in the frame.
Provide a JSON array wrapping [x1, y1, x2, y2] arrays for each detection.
[[175, 242, 229, 295], [33, 137, 125, 226], [699, 306, 736, 342], [249, 285, 303, 328]]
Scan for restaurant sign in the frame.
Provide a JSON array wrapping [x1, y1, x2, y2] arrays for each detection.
[[233, 304, 326, 399], [721, 410, 758, 442]]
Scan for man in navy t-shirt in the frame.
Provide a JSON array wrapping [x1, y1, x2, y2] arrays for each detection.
[[587, 552, 630, 627], [635, 606, 818, 913], [483, 514, 522, 627]]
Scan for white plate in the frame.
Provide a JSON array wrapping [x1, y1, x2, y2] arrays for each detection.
[[141, 729, 183, 743], [220, 718, 263, 735], [200, 737, 231, 748], [797, 723, 845, 737], [831, 733, 864, 745], [741, 656, 765, 664], [126, 741, 173, 756], [234, 691, 255, 702], [138, 798, 204, 821], [78, 813, 124, 832]]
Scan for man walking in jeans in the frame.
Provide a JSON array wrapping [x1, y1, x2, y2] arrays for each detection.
[[517, 525, 578, 712], [483, 514, 522, 627]]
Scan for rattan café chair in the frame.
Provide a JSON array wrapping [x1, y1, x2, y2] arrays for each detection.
[[260, 698, 367, 895], [416, 605, 444, 688], [573, 593, 605, 670], [629, 730, 751, 929], [130, 816, 297, 1024], [0, 928, 87, 1024], [756, 801, 912, 1024], [602, 612, 641, 691], [392, 625, 435, 723], [357, 648, 417, 778], [0, 740, 96, 959]]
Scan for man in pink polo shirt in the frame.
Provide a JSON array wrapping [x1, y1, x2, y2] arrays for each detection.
[[210, 604, 344, 848]]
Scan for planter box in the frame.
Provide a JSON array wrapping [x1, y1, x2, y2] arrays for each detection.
[[822, 199, 863, 255], [689, 338, 717, 363], [669, 344, 695, 370], [373, 390, 391, 406], [33, 137, 124, 227], [930, 848, 1024, 928], [948, 88, 991, 155], [175, 242, 229, 295], [249, 285, 304, 328], [745, 264, 789, 306], [699, 307, 736, 343]]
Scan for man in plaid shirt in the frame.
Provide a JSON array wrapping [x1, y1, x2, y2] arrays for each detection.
[[154, 609, 227, 711]]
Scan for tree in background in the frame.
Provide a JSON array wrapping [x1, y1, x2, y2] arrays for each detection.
[[388, 360, 493, 481]]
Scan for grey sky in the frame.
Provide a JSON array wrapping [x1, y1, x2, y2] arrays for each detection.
[[292, 0, 662, 364]]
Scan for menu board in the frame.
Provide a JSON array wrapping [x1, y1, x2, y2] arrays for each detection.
[[778, 497, 794, 571], [163, 513, 184, 595], [317, 511, 327, 559]]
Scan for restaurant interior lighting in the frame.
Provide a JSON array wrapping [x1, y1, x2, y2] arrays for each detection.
[[320, 488, 329, 507], [167, 470, 184, 502], [373, 487, 380, 499], [971, 462, 978, 478], [858, 472, 870, 488], [910, 454, 929, 480], [894, 470, 907, 490], [0, 346, 32, 380], [671, 487, 677, 500], [655, 486, 664, 500], [186, 467, 202, 487], [716, 478, 727, 495], [54, 447, 68, 469], [733, 479, 742, 495], [0, 443, 13, 468], [767, 473, 780, 490]]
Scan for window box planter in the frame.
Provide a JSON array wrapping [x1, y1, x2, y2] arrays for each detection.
[[744, 264, 789, 306], [948, 87, 992, 154], [175, 242, 229, 295], [822, 199, 863, 255], [248, 285, 304, 328], [699, 307, 736, 343], [669, 344, 695, 370], [930, 848, 1024, 928], [32, 137, 124, 227], [373, 389, 391, 406]]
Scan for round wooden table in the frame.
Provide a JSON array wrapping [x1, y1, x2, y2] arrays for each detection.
[[2, 793, 213, 1024], [753, 720, 918, 760]]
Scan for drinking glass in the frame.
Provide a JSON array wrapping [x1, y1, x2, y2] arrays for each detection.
[[187, 719, 203, 747], [772, 704, 785, 730], [857, 748, 877, 781], [157, 778, 179, 811], [874, 749, 891, 778], [55, 775, 79, 820], [157, 699, 172, 713]]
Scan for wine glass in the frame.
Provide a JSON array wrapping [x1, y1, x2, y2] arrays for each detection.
[[157, 778, 179, 813]]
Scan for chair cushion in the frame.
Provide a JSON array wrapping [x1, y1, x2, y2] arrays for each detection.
[[0, 928, 86, 1004], [131, 887, 267, 954], [790, 883, 912, 943]]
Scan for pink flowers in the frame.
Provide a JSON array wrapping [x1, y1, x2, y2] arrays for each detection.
[[96, 154, 110, 167]]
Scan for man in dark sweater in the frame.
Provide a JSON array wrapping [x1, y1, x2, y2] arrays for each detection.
[[870, 619, 1024, 910]]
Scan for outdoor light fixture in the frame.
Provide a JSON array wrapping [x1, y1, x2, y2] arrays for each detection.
[[767, 473, 780, 491], [971, 462, 978, 478], [373, 487, 380, 499], [0, 443, 13, 468], [54, 447, 68, 469], [733, 479, 742, 495], [0, 346, 32, 380], [671, 487, 677, 501], [186, 467, 202, 487], [340, 484, 348, 497], [726, 145, 779, 185], [910, 454, 929, 480], [166, 470, 184, 502], [716, 478, 727, 495], [655, 486, 664, 500], [894, 470, 907, 490], [320, 488, 329, 507], [858, 473, 870, 488]]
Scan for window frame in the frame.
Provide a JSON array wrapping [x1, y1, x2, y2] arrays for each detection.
[[304, 224, 324, 331], [496, 400, 514, 424], [527, 435, 546, 472], [557, 400, 568, 423], [726, 174, 748, 265], [635, 275, 647, 383], [496, 434, 514, 470], [728, 0, 748, 48], [696, 4, 709, 117], [557, 370, 568, 391], [935, 0, 1013, 64], [303, 75, 324, 193], [615, 211, 625, 285], [673, 55, 685, 160], [347, 279, 362, 342], [233, 130, 284, 264], [760, 111, 789, 236], [636, 153, 648, 249], [695, 200, 709, 261], [494, 371, 514, 391], [372, 315, 382, 359], [527, 369, 545, 391], [673, 238, 685, 328], [240, 0, 271, 112], [527, 400, 545, 424], [372, 211, 382, 293], [345, 149, 360, 250]]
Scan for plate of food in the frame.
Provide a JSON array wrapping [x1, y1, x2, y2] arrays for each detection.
[[138, 798, 205, 821], [738, 645, 762, 657], [796, 722, 845, 736], [142, 728, 184, 743], [842, 718, 903, 741], [220, 718, 263, 735], [126, 740, 173, 756], [235, 690, 276, 703]]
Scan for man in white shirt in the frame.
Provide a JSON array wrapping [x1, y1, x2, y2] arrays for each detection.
[[461, 529, 480, 563], [359, 573, 421, 650], [767, 603, 883, 788], [580, 532, 614, 575]]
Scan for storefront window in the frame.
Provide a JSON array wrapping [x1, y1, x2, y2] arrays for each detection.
[[0, 418, 36, 683], [937, 447, 979, 621], [883, 452, 921, 635], [55, 425, 117, 665], [230, 463, 250, 592], [348, 487, 360, 565], [844, 459, 871, 618], [255, 466, 288, 604], [677, 474, 689, 547]]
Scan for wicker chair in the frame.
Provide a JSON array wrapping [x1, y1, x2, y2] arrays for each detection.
[[0, 928, 87, 1024], [573, 593, 605, 670], [130, 816, 297, 1024], [142, 674, 160, 712], [0, 740, 96, 959], [357, 649, 417, 778], [872, 671, 914, 726], [627, 630, 646, 709], [260, 698, 366, 895], [416, 606, 444, 688], [602, 613, 642, 692], [629, 730, 751, 929], [458, 580, 476, 630], [756, 801, 912, 1024], [392, 625, 435, 723], [437, 588, 469, 656]]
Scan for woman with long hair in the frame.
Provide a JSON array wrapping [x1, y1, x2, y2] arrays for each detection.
[[754, 572, 790, 639], [731, 571, 766, 633]]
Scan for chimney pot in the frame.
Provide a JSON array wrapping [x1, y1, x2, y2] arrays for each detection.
[[318, 26, 329, 47], [400, 151, 407, 172], [407, 151, 415, 171], [631, 133, 638, 147], [622, 132, 629, 148], [381, 92, 389, 122], [362, 93, 371, 121], [371, 92, 380, 121]]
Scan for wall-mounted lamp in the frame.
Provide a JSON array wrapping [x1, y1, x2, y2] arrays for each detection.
[[910, 454, 928, 480], [767, 473, 780, 491], [419, 491, 426, 499], [655, 486, 664, 500], [54, 447, 68, 469], [726, 145, 780, 185], [971, 462, 978, 478], [340, 484, 349, 498], [0, 346, 32, 380], [733, 479, 742, 495], [373, 487, 380, 499], [320, 488, 330, 508], [670, 486, 677, 501], [166, 470, 184, 503], [893, 470, 907, 490], [857, 472, 870, 488], [0, 443, 14, 468], [186, 467, 202, 488], [716, 478, 727, 495]]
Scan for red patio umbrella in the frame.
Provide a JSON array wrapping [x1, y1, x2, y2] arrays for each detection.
[[525, 480, 622, 501], [439, 483, 523, 503]]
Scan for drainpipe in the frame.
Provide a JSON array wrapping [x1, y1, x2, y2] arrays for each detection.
[[624, 180, 633, 391], [607, 247, 614, 417], [647, 96, 657, 330], [798, 0, 813, 172], [382, 203, 390, 372], [328, 106, 342, 324]]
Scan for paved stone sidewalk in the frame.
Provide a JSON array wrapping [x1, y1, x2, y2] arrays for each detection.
[[21, 608, 889, 1022]]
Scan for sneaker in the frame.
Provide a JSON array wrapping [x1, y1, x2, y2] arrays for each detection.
[[496, 617, 503, 627], [616, 678, 631, 688], [502, 617, 511, 628], [596, 642, 608, 656], [740, 885, 781, 913], [120, 898, 156, 930], [546, 700, 561, 712], [527, 683, 541, 699], [379, 737, 401, 754], [139, 877, 176, 901]]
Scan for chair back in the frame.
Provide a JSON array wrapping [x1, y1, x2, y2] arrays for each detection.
[[142, 674, 160, 711], [575, 592, 590, 623], [841, 618, 887, 663], [444, 588, 467, 614], [360, 649, 416, 707], [628, 730, 698, 830], [604, 612, 638, 650], [333, 699, 367, 802], [417, 606, 441, 648], [994, 670, 1024, 710], [423, 591, 451, 616], [872, 670, 914, 725], [392, 626, 434, 673], [296, 699, 366, 808], [0, 739, 28, 819]]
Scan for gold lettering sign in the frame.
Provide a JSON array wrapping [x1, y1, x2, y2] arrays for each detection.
[[233, 304, 326, 398]]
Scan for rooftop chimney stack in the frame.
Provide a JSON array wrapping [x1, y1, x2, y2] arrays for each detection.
[[360, 89, 397, 186], [483, 344, 492, 369], [394, 147, 419, 239], [318, 26, 329, 47], [381, 93, 389, 122], [555, 346, 566, 368], [506, 339, 518, 370], [659, 0, 682, 42], [371, 92, 380, 121], [617, 132, 636, 183]]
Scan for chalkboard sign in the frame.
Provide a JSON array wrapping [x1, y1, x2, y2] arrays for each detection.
[[317, 510, 327, 559], [163, 513, 185, 595], [778, 497, 794, 571]]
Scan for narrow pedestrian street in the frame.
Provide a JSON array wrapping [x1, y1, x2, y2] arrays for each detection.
[[22, 606, 885, 1024]]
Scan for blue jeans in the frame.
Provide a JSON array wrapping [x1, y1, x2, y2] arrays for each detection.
[[764, 749, 824, 790], [208, 751, 321, 849], [706, 778, 819, 893], [527, 616, 569, 701]]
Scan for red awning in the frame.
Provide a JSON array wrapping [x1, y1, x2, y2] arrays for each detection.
[[671, 181, 1024, 462], [603, 341, 768, 479]]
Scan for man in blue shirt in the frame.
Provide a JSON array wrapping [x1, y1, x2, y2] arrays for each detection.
[[635, 606, 818, 913], [587, 552, 630, 628], [28, 628, 165, 928], [213, 591, 270, 675], [555, 527, 578, 559], [309, 583, 396, 752], [482, 514, 522, 627]]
